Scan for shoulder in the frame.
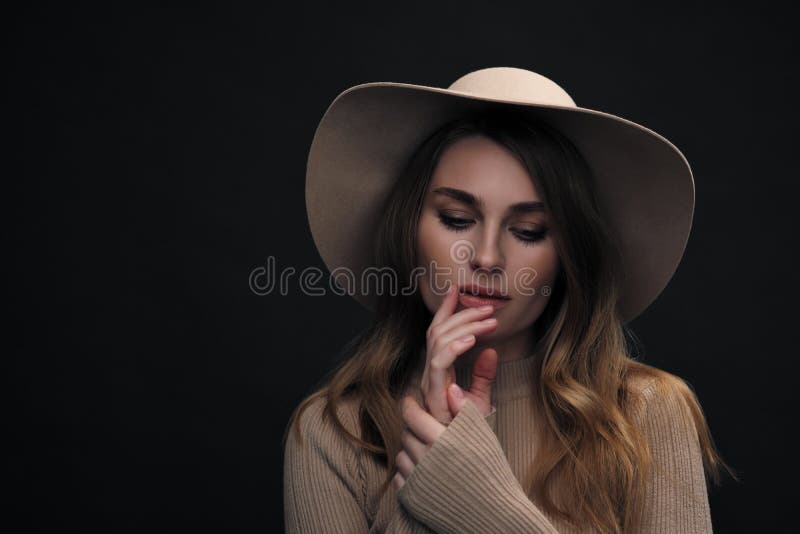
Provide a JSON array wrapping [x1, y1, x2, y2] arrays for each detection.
[[286, 393, 363, 448], [626, 367, 697, 406], [625, 371, 701, 441], [623, 370, 714, 527], [283, 394, 370, 522]]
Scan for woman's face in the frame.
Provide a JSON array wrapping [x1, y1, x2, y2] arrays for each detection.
[[416, 134, 561, 347]]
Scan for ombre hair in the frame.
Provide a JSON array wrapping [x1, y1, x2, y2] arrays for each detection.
[[285, 108, 735, 533]]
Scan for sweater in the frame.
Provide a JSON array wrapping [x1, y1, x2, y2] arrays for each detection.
[[283, 352, 713, 533]]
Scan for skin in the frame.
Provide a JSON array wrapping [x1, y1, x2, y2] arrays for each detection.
[[393, 133, 562, 492]]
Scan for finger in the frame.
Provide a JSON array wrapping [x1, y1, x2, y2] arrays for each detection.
[[427, 304, 496, 348], [447, 383, 469, 416], [436, 304, 494, 338], [393, 471, 406, 492], [400, 427, 428, 464], [429, 285, 459, 329], [395, 449, 415, 479], [427, 319, 498, 401], [425, 307, 497, 424], [469, 348, 498, 405], [426, 337, 472, 423], [432, 316, 498, 357], [401, 396, 444, 445]]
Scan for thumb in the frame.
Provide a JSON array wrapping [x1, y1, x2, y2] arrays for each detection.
[[469, 348, 497, 410], [447, 383, 469, 416]]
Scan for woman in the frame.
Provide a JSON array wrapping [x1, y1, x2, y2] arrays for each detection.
[[284, 67, 734, 533]]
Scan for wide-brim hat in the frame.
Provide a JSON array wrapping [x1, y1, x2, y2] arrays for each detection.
[[305, 66, 694, 322]]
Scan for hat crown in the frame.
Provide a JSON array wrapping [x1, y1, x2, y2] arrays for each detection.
[[447, 67, 577, 108]]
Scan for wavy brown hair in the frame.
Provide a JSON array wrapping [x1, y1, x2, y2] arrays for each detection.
[[284, 108, 736, 532]]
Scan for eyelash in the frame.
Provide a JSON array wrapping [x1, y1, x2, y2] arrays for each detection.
[[437, 213, 548, 246]]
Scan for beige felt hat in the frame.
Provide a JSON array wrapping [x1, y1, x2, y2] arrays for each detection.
[[305, 66, 694, 322]]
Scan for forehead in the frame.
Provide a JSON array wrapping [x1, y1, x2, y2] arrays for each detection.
[[428, 134, 542, 203]]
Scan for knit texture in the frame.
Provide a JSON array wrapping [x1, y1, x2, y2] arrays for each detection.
[[284, 353, 713, 533]]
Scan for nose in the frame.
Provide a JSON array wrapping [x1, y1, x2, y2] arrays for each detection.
[[469, 229, 505, 274]]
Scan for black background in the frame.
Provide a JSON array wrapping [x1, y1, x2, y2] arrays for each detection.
[[8, 2, 796, 532]]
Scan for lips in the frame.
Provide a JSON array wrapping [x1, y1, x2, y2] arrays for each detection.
[[458, 284, 510, 300], [457, 284, 510, 310]]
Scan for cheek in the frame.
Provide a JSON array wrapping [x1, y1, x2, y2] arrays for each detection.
[[416, 216, 445, 308], [509, 243, 560, 312], [417, 215, 452, 265], [515, 243, 559, 279], [535, 245, 560, 285]]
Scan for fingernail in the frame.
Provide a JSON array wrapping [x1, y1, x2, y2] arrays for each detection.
[[479, 305, 493, 311], [451, 384, 463, 398], [460, 335, 474, 343], [481, 317, 497, 324]]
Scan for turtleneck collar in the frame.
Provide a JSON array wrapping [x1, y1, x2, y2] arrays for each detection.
[[454, 352, 538, 402], [411, 347, 538, 403]]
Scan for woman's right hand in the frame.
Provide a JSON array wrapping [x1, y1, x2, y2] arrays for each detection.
[[419, 285, 498, 425]]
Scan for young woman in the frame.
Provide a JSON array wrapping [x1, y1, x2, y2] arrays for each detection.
[[284, 67, 734, 533]]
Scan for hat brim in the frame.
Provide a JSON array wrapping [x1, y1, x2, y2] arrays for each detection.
[[306, 82, 694, 323]]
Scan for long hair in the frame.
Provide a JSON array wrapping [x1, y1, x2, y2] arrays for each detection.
[[284, 108, 735, 532]]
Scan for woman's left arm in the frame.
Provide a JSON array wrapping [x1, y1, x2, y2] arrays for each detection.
[[395, 383, 715, 534], [395, 396, 561, 533], [632, 380, 714, 533], [384, 505, 437, 534]]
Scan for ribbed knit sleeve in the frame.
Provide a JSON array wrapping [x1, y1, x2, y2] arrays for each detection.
[[396, 398, 560, 533], [633, 380, 713, 533], [484, 404, 497, 434], [284, 345, 714, 533], [385, 505, 438, 533], [284, 396, 438, 533], [397, 379, 714, 533], [283, 397, 370, 533]]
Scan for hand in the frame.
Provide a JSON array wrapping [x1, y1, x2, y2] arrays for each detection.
[[394, 284, 500, 492], [393, 396, 445, 492], [393, 377, 496, 492], [419, 285, 498, 425]]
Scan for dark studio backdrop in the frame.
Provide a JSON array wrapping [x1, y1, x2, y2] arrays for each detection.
[[8, 2, 796, 532]]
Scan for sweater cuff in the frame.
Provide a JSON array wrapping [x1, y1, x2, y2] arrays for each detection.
[[397, 399, 559, 533], [484, 404, 497, 434], [385, 504, 437, 533]]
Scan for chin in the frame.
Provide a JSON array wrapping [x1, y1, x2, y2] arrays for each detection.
[[476, 329, 502, 341]]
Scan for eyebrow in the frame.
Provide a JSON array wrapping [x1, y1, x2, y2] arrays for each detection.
[[432, 187, 547, 214]]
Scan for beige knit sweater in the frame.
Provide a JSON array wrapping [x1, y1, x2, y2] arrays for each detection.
[[284, 353, 713, 533]]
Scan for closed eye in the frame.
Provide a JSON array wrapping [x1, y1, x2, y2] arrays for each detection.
[[437, 213, 472, 232], [437, 213, 549, 246]]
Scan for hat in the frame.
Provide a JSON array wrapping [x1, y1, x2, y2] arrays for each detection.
[[305, 66, 694, 322]]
